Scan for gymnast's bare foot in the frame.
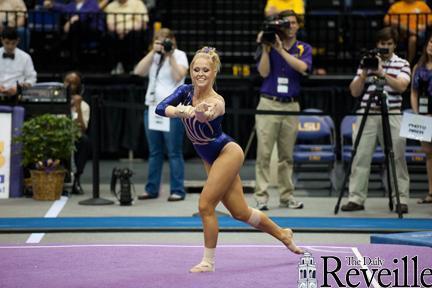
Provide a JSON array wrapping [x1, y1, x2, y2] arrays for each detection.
[[281, 228, 304, 254]]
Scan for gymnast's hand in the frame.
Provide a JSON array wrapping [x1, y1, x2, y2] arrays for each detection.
[[195, 102, 215, 122], [175, 103, 195, 118]]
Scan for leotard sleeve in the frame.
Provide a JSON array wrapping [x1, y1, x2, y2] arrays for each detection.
[[155, 84, 192, 116]]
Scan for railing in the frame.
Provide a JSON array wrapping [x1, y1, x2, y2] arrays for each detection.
[[1, 9, 431, 74]]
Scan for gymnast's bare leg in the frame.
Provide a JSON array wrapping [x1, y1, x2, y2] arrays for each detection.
[[190, 142, 303, 272]]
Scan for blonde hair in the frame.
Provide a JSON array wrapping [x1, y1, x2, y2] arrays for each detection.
[[190, 46, 221, 73]]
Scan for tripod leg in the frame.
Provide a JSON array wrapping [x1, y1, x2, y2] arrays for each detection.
[[243, 124, 256, 158], [380, 99, 403, 218], [383, 149, 394, 211]]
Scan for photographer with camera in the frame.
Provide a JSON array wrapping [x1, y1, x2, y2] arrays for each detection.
[[411, 34, 432, 204], [253, 10, 312, 211], [134, 28, 188, 201], [341, 27, 411, 214]]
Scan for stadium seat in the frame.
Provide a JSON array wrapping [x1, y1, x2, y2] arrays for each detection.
[[28, 7, 60, 32], [294, 110, 336, 194]]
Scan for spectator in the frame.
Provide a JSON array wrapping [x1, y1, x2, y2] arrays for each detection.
[[134, 28, 188, 201], [384, 0, 432, 63], [253, 10, 312, 211], [64, 71, 91, 195], [410, 34, 432, 204], [341, 27, 411, 214], [105, 0, 149, 74], [264, 0, 305, 17], [0, 0, 30, 51], [43, 0, 104, 68], [0, 27, 36, 102]]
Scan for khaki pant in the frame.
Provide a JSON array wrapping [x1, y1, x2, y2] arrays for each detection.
[[348, 114, 410, 205], [254, 97, 300, 204]]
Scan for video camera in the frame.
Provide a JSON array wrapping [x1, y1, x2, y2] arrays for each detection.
[[360, 48, 389, 70], [261, 16, 291, 45]]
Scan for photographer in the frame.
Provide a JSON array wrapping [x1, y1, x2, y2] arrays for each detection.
[[411, 34, 432, 204], [342, 27, 411, 214], [64, 71, 91, 195], [134, 28, 188, 201], [253, 10, 312, 211]]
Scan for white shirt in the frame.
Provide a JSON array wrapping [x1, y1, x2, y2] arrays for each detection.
[[0, 47, 37, 89], [145, 49, 189, 106], [355, 54, 411, 111], [72, 100, 90, 130]]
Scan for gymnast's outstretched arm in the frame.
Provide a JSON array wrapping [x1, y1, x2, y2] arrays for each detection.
[[155, 84, 194, 118]]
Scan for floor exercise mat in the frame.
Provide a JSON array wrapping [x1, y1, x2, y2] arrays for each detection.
[[1, 243, 431, 288]]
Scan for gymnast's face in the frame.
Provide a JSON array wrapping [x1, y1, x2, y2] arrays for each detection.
[[191, 57, 216, 89]]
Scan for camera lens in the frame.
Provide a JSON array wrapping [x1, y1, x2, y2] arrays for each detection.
[[163, 39, 173, 53]]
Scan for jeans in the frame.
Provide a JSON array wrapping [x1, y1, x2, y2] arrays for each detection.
[[143, 109, 185, 197]]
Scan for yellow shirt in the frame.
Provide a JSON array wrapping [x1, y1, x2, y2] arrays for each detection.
[[264, 0, 305, 16], [105, 0, 149, 32], [384, 0, 432, 32]]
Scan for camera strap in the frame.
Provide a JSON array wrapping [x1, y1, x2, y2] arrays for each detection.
[[148, 55, 165, 103]]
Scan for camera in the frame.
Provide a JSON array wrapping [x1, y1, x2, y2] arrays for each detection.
[[162, 39, 173, 53], [360, 48, 389, 70], [111, 167, 134, 206], [261, 16, 290, 45]]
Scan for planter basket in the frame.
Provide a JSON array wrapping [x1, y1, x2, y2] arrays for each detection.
[[30, 170, 66, 201]]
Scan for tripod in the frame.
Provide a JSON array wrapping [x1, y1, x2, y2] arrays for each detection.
[[334, 76, 404, 218]]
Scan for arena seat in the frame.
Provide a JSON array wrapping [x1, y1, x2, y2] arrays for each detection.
[[293, 110, 336, 195]]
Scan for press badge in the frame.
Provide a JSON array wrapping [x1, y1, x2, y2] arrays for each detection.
[[277, 77, 289, 93], [148, 105, 170, 132]]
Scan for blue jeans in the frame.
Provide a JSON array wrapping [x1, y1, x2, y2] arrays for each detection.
[[143, 109, 185, 197]]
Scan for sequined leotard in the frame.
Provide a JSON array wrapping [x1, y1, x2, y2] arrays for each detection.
[[156, 84, 234, 164]]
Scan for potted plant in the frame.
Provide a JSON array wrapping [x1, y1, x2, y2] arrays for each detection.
[[14, 114, 81, 200]]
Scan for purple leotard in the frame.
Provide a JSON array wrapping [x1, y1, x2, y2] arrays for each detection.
[[156, 84, 234, 164]]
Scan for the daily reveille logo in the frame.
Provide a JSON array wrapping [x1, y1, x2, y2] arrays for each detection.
[[297, 252, 432, 287]]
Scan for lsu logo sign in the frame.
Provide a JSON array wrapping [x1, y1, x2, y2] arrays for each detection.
[[299, 122, 321, 132]]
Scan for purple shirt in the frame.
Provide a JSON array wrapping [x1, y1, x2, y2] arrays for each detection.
[[259, 40, 312, 99], [413, 66, 432, 97], [52, 0, 104, 31]]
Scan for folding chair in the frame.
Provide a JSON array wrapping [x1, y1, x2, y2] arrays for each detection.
[[294, 111, 336, 195]]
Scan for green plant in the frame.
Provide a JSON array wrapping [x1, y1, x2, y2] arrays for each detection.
[[14, 114, 81, 168]]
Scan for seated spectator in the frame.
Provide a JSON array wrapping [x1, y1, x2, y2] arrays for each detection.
[[64, 71, 91, 195], [0, 0, 30, 51], [264, 0, 304, 17], [43, 0, 104, 69], [0, 27, 36, 103], [384, 0, 432, 63], [105, 0, 149, 74]]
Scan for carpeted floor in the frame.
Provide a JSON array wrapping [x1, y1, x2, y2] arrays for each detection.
[[1, 244, 431, 288]]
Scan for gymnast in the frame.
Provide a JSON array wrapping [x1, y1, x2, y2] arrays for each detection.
[[156, 47, 304, 273]]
